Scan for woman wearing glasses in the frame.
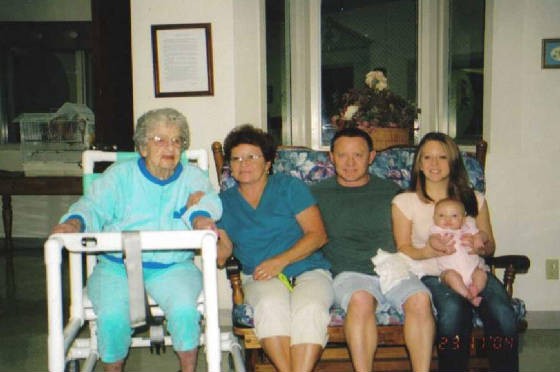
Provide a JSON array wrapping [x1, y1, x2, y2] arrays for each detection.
[[52, 108, 221, 372], [216, 124, 333, 372]]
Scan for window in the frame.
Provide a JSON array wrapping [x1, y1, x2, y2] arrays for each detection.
[[265, 0, 485, 148], [320, 0, 418, 147], [265, 0, 288, 146], [447, 0, 485, 145], [0, 22, 93, 144]]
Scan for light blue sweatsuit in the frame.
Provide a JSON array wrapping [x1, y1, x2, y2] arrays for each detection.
[[61, 157, 222, 362]]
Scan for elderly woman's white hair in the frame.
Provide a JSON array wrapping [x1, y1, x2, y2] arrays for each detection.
[[133, 108, 190, 151]]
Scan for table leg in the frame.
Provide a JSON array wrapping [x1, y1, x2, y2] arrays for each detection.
[[2, 194, 15, 299]]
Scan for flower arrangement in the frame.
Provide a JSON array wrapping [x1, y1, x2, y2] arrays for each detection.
[[330, 68, 417, 135]]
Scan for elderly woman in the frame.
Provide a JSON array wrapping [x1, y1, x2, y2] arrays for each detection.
[[216, 125, 333, 372], [52, 108, 222, 372]]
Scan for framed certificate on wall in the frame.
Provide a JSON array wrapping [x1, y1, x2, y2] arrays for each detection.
[[151, 23, 214, 96]]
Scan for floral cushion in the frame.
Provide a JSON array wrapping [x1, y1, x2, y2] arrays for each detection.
[[232, 303, 403, 329], [233, 299, 527, 329], [219, 146, 485, 193], [233, 304, 404, 328], [222, 146, 523, 329]]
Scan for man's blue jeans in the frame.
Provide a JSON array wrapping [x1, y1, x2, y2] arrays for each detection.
[[422, 273, 518, 372]]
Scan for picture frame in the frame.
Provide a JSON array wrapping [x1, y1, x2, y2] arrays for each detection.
[[542, 38, 560, 69], [151, 23, 214, 97]]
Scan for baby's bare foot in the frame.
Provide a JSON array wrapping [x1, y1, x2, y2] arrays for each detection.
[[470, 296, 482, 307], [468, 283, 480, 298]]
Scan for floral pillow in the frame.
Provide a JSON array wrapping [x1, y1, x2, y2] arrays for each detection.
[[274, 149, 335, 184], [218, 147, 485, 193], [218, 165, 237, 191], [370, 147, 485, 192]]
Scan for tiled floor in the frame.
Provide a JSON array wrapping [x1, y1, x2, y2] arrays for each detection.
[[1, 241, 560, 371]]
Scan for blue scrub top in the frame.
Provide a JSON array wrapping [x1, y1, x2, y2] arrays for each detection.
[[218, 173, 330, 277]]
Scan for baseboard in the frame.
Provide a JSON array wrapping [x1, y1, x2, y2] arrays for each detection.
[[526, 311, 560, 329]]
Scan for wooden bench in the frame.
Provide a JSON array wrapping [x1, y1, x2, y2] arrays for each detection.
[[212, 140, 530, 372]]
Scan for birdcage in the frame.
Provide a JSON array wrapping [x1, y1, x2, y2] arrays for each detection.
[[18, 103, 94, 176]]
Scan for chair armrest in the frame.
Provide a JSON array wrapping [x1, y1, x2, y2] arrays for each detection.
[[212, 141, 225, 182], [486, 255, 530, 298], [225, 256, 245, 305], [475, 139, 488, 169]]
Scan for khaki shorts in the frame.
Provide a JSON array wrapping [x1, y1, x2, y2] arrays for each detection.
[[242, 268, 334, 346]]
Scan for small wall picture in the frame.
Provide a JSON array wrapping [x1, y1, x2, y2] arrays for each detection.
[[542, 38, 560, 69]]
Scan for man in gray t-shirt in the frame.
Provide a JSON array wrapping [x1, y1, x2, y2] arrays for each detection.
[[311, 127, 434, 372]]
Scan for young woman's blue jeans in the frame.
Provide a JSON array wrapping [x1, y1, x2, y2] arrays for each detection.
[[422, 273, 518, 372]]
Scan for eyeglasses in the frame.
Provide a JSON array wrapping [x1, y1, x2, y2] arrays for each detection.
[[230, 154, 263, 164], [147, 135, 186, 148]]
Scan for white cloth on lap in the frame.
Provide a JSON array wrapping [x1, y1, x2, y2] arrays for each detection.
[[371, 249, 413, 294], [402, 254, 441, 278], [371, 248, 441, 294]]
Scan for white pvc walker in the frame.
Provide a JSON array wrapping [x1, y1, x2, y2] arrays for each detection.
[[45, 230, 244, 372], [45, 149, 245, 372]]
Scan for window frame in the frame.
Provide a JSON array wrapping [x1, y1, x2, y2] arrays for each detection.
[[282, 0, 469, 149]]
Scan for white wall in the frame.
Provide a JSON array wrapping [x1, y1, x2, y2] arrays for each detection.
[[130, 0, 265, 187], [485, 0, 560, 311]]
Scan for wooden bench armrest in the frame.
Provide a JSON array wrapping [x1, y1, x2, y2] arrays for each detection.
[[475, 139, 487, 168], [212, 141, 225, 178], [486, 254, 531, 298], [225, 256, 245, 305]]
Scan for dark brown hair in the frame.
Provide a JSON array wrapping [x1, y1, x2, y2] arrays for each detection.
[[409, 132, 478, 217], [330, 127, 373, 152], [223, 124, 276, 164]]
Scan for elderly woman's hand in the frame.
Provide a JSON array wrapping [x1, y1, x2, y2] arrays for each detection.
[[187, 191, 205, 208], [51, 219, 81, 234], [428, 233, 455, 257], [192, 215, 218, 234]]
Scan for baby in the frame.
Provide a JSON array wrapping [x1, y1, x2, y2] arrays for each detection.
[[431, 198, 488, 306]]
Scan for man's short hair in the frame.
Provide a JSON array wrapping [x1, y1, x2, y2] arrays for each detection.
[[330, 127, 374, 152]]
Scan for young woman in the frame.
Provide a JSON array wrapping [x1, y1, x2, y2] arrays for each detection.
[[391, 132, 518, 372]]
